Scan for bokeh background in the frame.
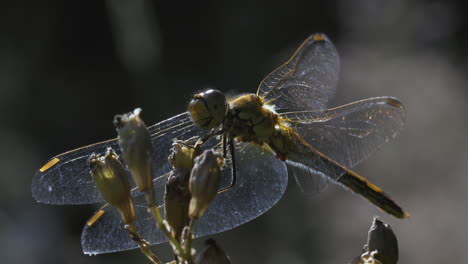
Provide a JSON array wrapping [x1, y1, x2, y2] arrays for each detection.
[[1, 0, 467, 263]]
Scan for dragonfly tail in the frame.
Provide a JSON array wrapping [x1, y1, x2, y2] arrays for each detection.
[[338, 170, 409, 219]]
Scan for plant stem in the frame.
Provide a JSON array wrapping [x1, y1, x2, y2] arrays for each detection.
[[125, 223, 163, 264], [144, 192, 185, 260], [182, 219, 195, 260]]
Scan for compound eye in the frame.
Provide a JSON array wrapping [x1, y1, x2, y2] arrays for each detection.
[[188, 89, 227, 130]]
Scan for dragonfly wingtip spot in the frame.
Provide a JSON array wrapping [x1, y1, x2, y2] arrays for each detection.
[[87, 210, 105, 226], [313, 34, 326, 41], [39, 158, 60, 172], [386, 98, 404, 109]]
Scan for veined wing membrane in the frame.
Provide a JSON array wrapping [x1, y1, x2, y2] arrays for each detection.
[[281, 97, 405, 168], [82, 143, 288, 254], [32, 112, 200, 205], [82, 170, 169, 254], [257, 33, 340, 112], [280, 97, 405, 192], [32, 140, 118, 204]]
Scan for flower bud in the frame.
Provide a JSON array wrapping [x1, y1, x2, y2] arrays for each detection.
[[88, 148, 135, 224], [165, 139, 201, 240], [188, 150, 223, 219], [366, 217, 398, 264], [168, 140, 197, 170], [114, 108, 154, 194], [193, 239, 231, 264]]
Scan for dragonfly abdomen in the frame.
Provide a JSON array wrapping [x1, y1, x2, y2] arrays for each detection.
[[337, 172, 409, 219], [268, 126, 409, 218]]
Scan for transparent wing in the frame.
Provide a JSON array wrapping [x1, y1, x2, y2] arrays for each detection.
[[278, 97, 407, 217], [256, 33, 340, 112], [287, 164, 329, 194], [32, 112, 201, 205], [281, 97, 405, 184], [81, 173, 169, 254], [81, 143, 288, 254]]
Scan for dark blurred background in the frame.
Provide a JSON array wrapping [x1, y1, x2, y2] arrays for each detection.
[[1, 0, 468, 263]]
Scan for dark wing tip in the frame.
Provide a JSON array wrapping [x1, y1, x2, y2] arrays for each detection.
[[385, 97, 405, 110], [384, 97, 407, 126]]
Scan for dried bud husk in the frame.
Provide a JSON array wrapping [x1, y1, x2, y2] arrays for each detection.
[[165, 169, 191, 241], [165, 140, 201, 240], [114, 108, 154, 194], [193, 239, 231, 264], [188, 149, 223, 219], [366, 217, 398, 264], [88, 148, 135, 224]]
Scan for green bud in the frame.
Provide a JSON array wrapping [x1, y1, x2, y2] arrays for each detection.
[[366, 217, 399, 264], [188, 150, 223, 219], [88, 148, 135, 224], [193, 239, 231, 264], [114, 108, 154, 193]]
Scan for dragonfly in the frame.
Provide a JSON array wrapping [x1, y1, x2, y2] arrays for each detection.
[[32, 33, 407, 255]]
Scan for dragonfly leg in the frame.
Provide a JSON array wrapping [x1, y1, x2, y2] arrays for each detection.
[[219, 137, 237, 193], [222, 134, 227, 158], [194, 129, 215, 148], [195, 127, 225, 148]]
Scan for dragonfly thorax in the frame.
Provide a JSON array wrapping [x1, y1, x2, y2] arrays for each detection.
[[226, 94, 278, 143]]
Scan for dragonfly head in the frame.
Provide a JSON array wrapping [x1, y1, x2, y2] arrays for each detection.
[[188, 89, 227, 130]]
